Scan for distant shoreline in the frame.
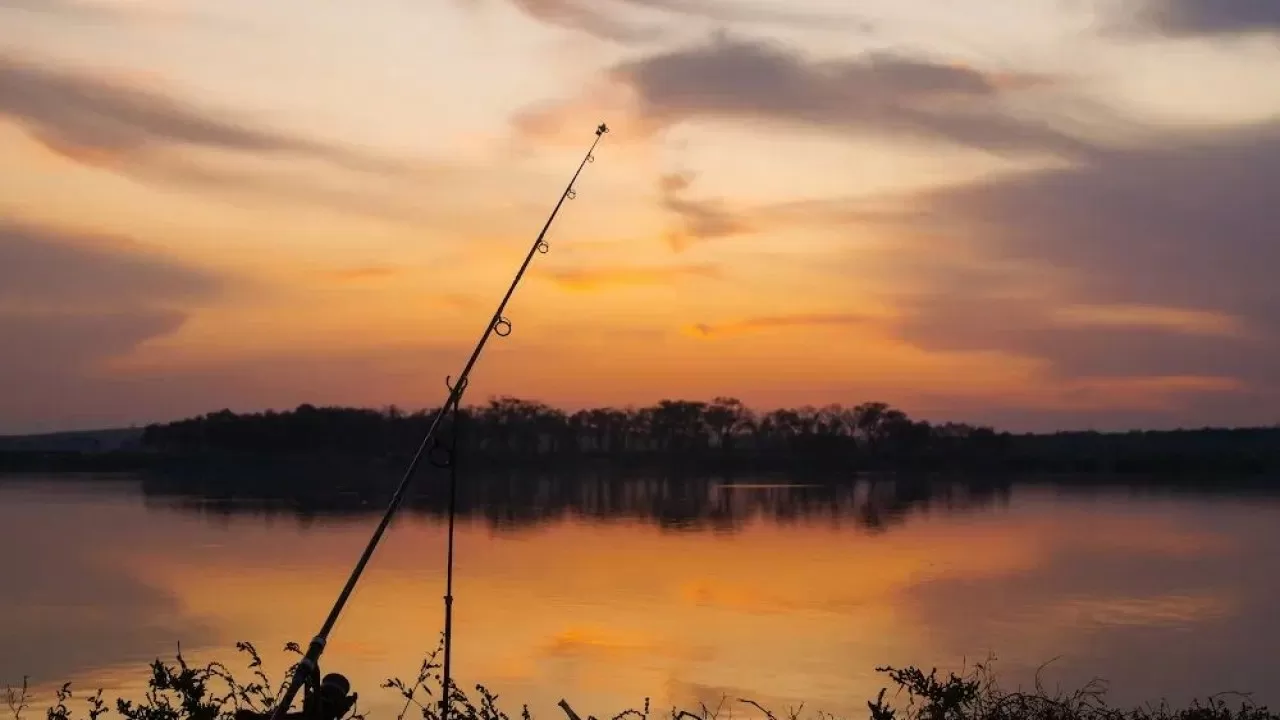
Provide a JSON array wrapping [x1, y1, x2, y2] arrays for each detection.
[[3, 398, 1278, 478], [3, 443, 1279, 479]]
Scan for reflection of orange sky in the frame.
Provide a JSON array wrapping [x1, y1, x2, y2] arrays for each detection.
[[40, 499, 1225, 720]]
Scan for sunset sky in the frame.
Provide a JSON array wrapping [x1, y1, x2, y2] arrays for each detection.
[[2, 0, 1278, 433]]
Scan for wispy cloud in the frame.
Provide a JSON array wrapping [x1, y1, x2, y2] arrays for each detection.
[[1125, 0, 1280, 37], [626, 0, 870, 31], [0, 218, 221, 311], [0, 53, 413, 176], [1050, 304, 1247, 338], [622, 35, 1071, 151], [0, 51, 495, 225], [0, 217, 225, 431], [569, 33, 1084, 157], [863, 119, 1280, 423], [658, 173, 754, 251], [472, 0, 868, 44], [687, 313, 868, 338], [543, 263, 721, 291], [501, 0, 661, 42], [0, 0, 155, 19], [1, 0, 114, 17], [1051, 375, 1247, 412]]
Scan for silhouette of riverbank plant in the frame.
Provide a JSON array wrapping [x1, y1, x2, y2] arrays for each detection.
[[6, 644, 1275, 720]]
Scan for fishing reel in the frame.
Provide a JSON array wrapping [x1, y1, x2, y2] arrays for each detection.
[[237, 668, 358, 720]]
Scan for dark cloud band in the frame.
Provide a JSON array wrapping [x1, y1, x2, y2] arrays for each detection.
[[1132, 0, 1280, 36]]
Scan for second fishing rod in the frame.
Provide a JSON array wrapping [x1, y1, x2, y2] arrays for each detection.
[[266, 123, 611, 720]]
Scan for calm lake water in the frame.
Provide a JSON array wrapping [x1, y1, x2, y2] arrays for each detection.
[[3, 473, 1279, 718]]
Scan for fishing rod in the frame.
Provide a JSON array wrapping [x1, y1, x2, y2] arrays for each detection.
[[263, 123, 611, 720]]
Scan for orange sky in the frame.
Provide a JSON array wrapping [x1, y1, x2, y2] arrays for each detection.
[[2, 0, 1278, 433]]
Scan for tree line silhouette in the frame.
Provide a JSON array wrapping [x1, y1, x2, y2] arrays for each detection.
[[136, 398, 997, 469], [131, 397, 1280, 476]]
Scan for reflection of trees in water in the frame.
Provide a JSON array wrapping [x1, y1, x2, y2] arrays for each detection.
[[423, 474, 1017, 533], [137, 469, 1015, 533]]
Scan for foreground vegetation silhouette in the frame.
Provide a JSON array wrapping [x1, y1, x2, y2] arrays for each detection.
[[6, 640, 1275, 720], [5, 397, 1277, 476]]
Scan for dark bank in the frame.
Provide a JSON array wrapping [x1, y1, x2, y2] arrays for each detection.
[[3, 399, 1279, 478]]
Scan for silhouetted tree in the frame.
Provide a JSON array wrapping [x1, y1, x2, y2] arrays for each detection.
[[121, 397, 1280, 477]]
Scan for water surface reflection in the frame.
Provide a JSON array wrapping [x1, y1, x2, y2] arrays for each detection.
[[138, 471, 1017, 533], [3, 474, 1277, 718]]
